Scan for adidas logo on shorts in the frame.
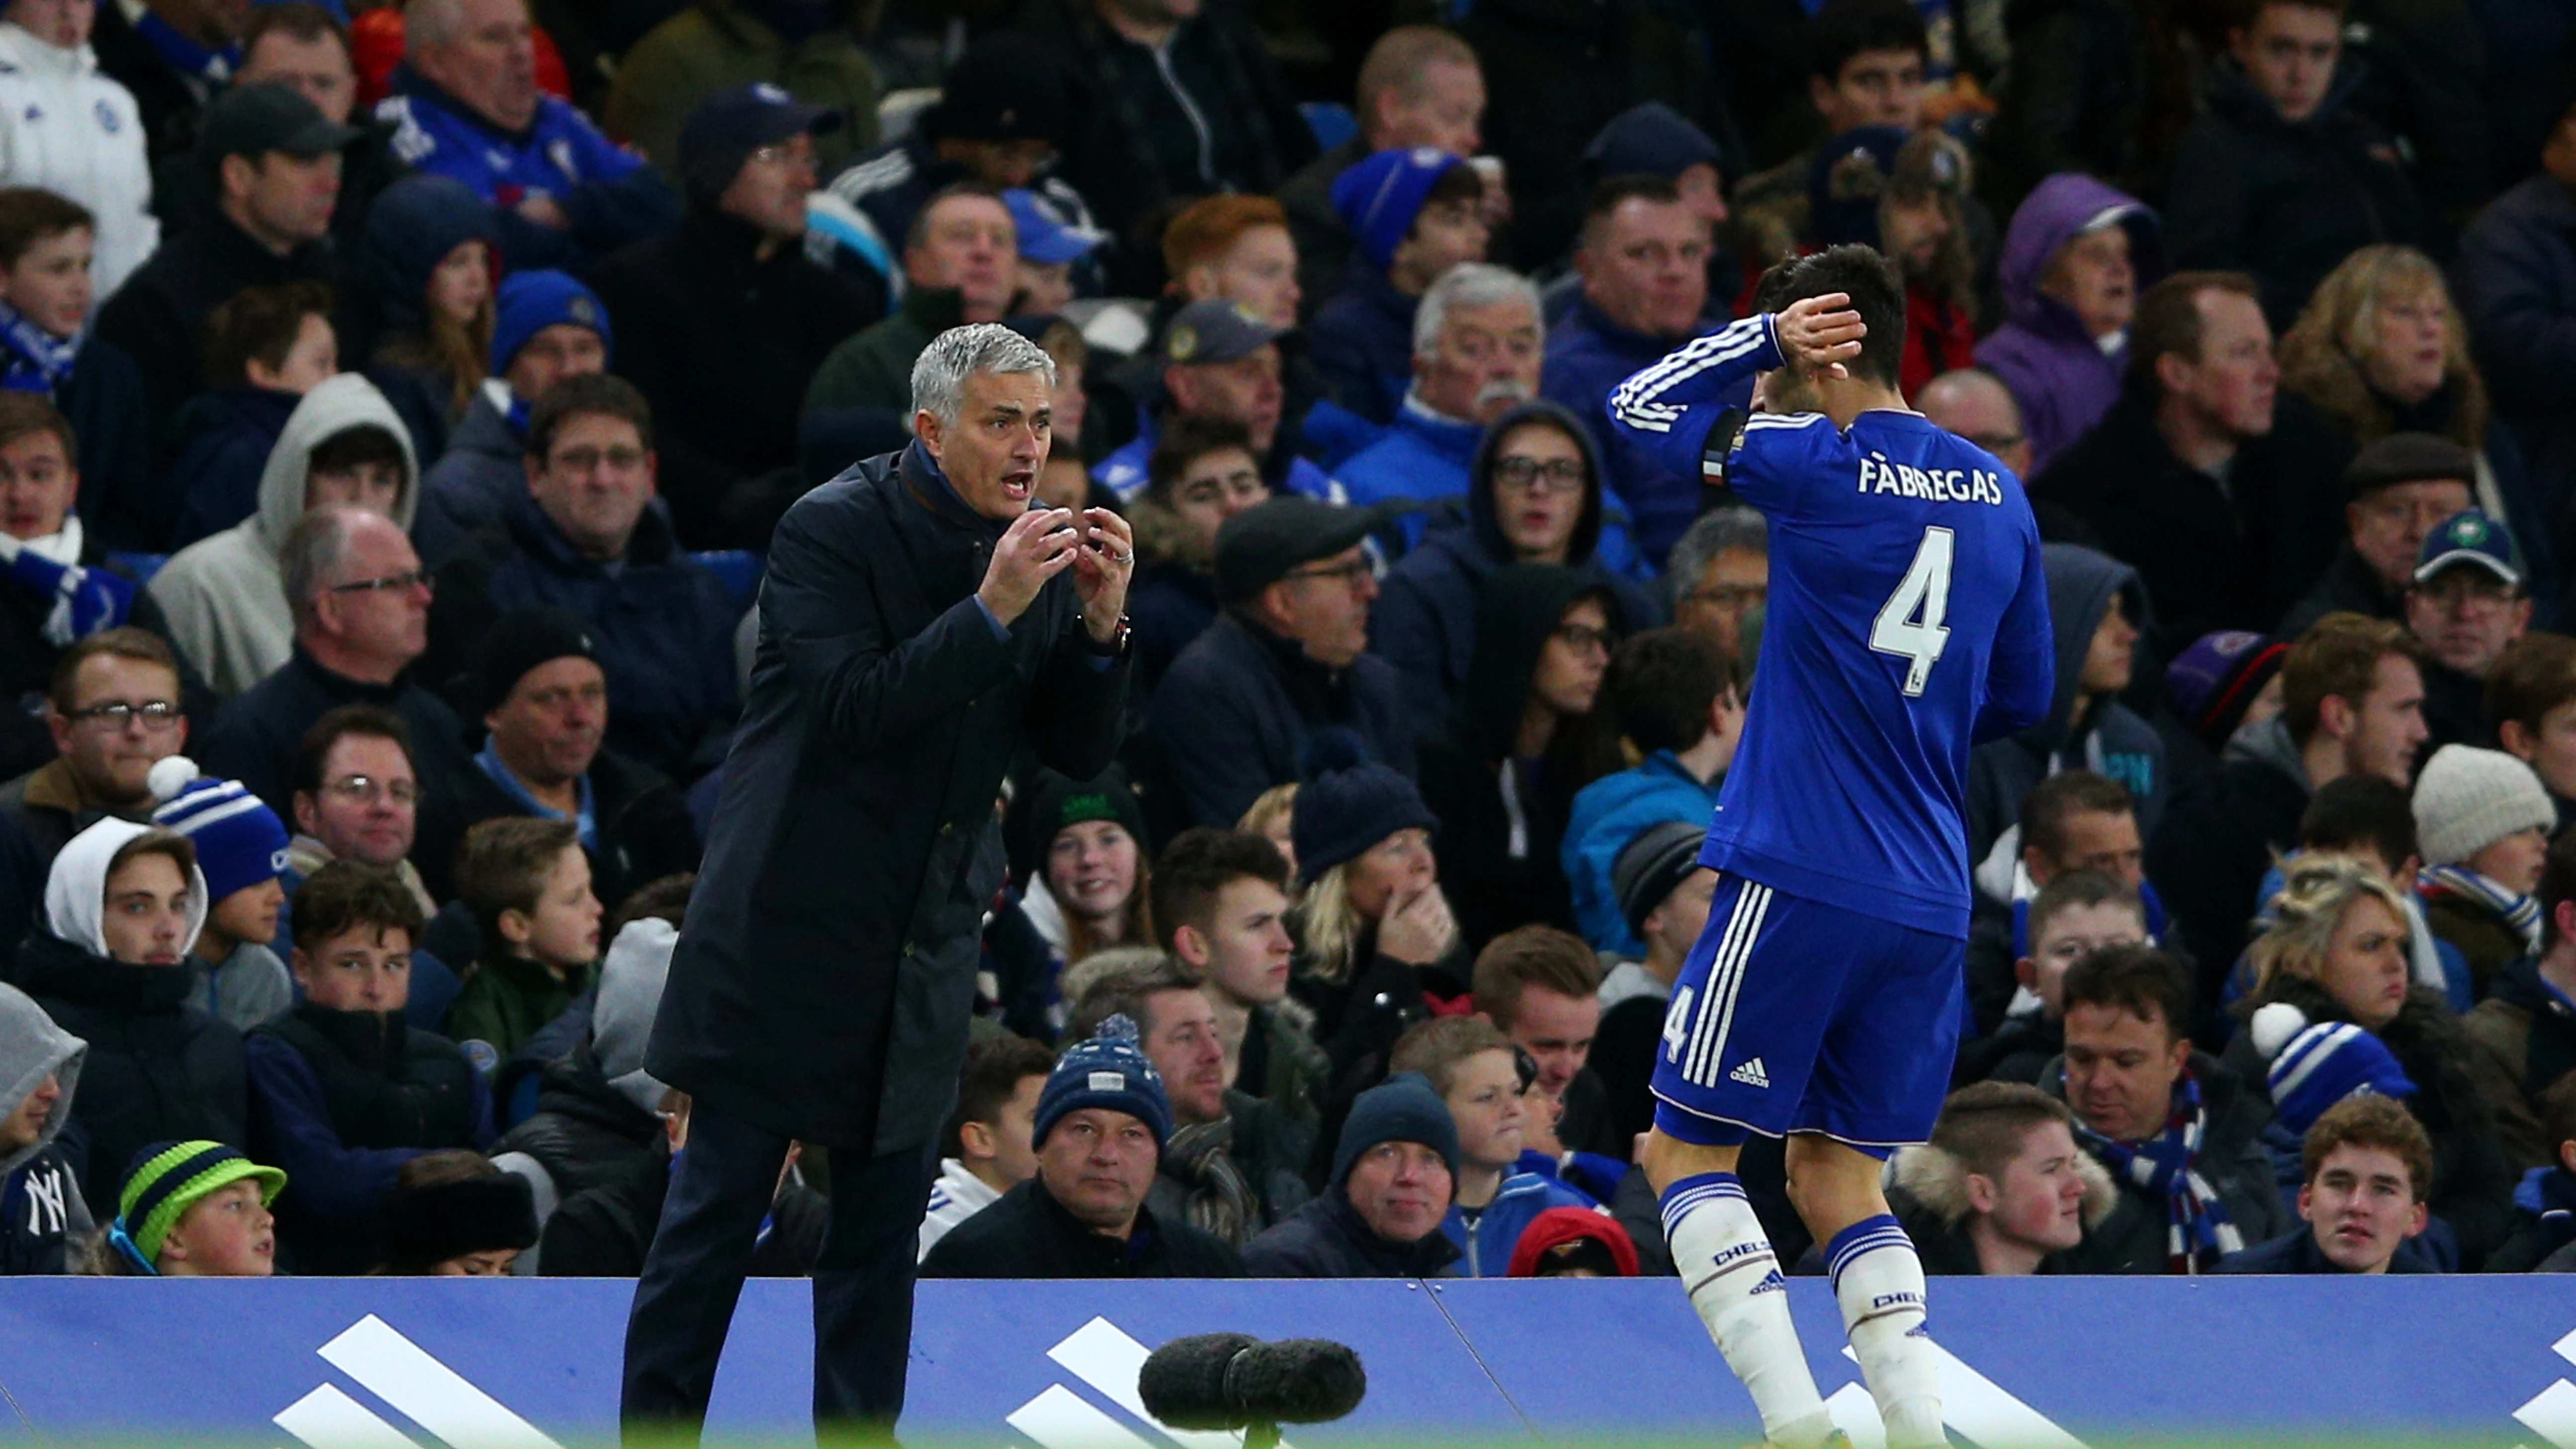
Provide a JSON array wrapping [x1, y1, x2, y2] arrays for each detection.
[[1728, 1057, 1771, 1089]]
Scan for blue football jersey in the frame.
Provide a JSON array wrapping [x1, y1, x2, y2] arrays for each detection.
[[1610, 315, 2055, 937]]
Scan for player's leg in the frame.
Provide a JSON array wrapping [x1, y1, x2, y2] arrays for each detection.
[[1643, 877, 1847, 1449], [1786, 1134, 1943, 1449]]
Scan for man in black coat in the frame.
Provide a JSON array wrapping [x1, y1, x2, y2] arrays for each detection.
[[921, 1015, 1243, 1279], [625, 322, 1133, 1437], [1242, 1072, 1464, 1278], [589, 85, 882, 551]]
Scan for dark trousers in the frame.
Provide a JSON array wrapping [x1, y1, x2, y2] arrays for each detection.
[[621, 1101, 935, 1443]]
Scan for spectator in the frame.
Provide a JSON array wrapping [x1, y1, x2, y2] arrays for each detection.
[[2246, 773, 2467, 1012], [1284, 744, 1462, 1092], [1560, 629, 1737, 955], [1915, 369, 2034, 480], [423, 374, 740, 778], [2033, 271, 2351, 656], [1390, 1016, 1593, 1276], [375, 0, 677, 269], [1152, 827, 1324, 1122], [808, 35, 1082, 310], [2279, 434, 2477, 641], [537, 1085, 827, 1277], [1333, 263, 1541, 533], [918, 1033, 1052, 1260], [2233, 855, 2517, 1263], [1472, 925, 1614, 1158], [2218, 1093, 2439, 1273], [151, 375, 416, 697], [605, 0, 879, 186], [1241, 1070, 1461, 1278], [92, 84, 349, 424], [0, 977, 86, 1273], [1664, 507, 1767, 666], [95, 1139, 281, 1276], [0, 192, 150, 553], [1151, 497, 1413, 828], [2405, 510, 2531, 750], [1286, 27, 1484, 306], [1, 628, 184, 872], [1091, 299, 1330, 505], [1967, 544, 2163, 872], [800, 182, 1013, 417], [1004, 188, 1102, 318], [1006, 768, 1152, 991], [375, 1147, 537, 1273], [1126, 416, 1268, 691], [1310, 148, 1490, 428], [1966, 771, 2162, 1035], [921, 1014, 1242, 1278], [1573, 102, 1730, 321], [2045, 945, 2285, 1273], [415, 271, 610, 565], [2466, 831, 2576, 1167], [448, 816, 599, 1064], [2164, 629, 2290, 790], [1957, 871, 2151, 1087], [449, 607, 699, 912], [1016, 0, 1312, 288], [229, 5, 399, 264], [350, 174, 495, 432], [590, 85, 880, 552], [1887, 1082, 2115, 1274], [1419, 566, 1621, 949], [2162, 0, 2427, 329], [193, 511, 480, 897], [2489, 631, 2576, 823], [2413, 744, 2554, 996], [1161, 193, 1303, 330], [160, 280, 340, 551], [2457, 96, 2576, 609], [275, 707, 440, 931], [0, 0, 157, 298], [1543, 176, 1723, 566], [2151, 613, 2426, 994], [1507, 1203, 1639, 1277], [147, 759, 293, 1032], [1068, 957, 1312, 1246], [15, 820, 244, 1208], [1789, 127, 1979, 399], [1977, 174, 2159, 474], [2487, 1078, 2576, 1269], [243, 859, 491, 1274], [1587, 820, 1716, 1146]]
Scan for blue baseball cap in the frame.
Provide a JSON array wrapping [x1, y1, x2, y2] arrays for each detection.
[[1003, 188, 1105, 265], [2414, 508, 2520, 589], [1330, 146, 1469, 273]]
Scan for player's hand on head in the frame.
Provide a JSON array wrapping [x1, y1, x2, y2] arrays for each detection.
[[1776, 293, 1866, 379]]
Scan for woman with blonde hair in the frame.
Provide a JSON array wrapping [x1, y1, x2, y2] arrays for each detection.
[[2228, 853, 2517, 1264]]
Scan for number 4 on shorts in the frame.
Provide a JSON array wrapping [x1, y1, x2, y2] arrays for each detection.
[[1661, 984, 1696, 1061], [1871, 525, 1954, 697]]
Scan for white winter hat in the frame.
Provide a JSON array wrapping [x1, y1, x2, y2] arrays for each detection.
[[2412, 744, 2555, 867]]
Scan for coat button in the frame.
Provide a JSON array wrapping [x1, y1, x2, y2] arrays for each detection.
[[938, 822, 953, 835], [903, 939, 917, 955]]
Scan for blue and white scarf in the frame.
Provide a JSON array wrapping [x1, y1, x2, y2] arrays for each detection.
[[2071, 1068, 2245, 1274], [2418, 863, 2545, 956], [0, 519, 134, 646], [0, 300, 81, 398]]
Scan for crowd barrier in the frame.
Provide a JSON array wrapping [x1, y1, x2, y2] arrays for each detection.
[[1, 1275, 2572, 1446]]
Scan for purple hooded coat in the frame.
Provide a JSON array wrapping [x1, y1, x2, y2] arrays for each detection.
[[1975, 173, 2164, 474]]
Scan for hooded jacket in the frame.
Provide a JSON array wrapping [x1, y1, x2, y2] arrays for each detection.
[[1976, 174, 2161, 474], [417, 384, 528, 567], [0, 21, 157, 297], [0, 978, 88, 1273], [9, 818, 239, 1210], [2146, 714, 2313, 1020], [2461, 953, 2576, 1170], [1966, 544, 2167, 863], [1373, 400, 1653, 723], [1561, 750, 1724, 957], [1887, 1130, 2122, 1274], [148, 375, 421, 698]]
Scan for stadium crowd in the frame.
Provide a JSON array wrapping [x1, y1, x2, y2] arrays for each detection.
[[1, 0, 2576, 1289]]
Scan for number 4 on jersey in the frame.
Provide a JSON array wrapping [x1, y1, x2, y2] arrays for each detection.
[[1871, 526, 1954, 696]]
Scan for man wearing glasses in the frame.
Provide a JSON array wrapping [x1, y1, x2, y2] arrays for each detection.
[[2407, 509, 2534, 752], [1152, 494, 1415, 826], [0, 628, 188, 872]]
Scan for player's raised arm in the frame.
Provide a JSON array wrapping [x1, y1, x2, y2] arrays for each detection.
[[1604, 297, 1869, 482]]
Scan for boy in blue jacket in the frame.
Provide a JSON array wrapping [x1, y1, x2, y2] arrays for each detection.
[[1390, 1016, 1596, 1277]]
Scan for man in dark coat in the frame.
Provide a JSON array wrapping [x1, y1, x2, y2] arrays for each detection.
[[2278, 434, 2478, 641], [2458, 105, 2576, 619], [1277, 27, 1486, 318], [1241, 1071, 1464, 1278], [589, 85, 882, 551], [625, 322, 1133, 1437], [1151, 495, 1416, 828]]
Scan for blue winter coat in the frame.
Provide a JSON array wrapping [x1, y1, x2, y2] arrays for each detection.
[[1332, 395, 1484, 549], [1540, 293, 1736, 566], [1441, 1169, 1598, 1278], [1561, 751, 1724, 956], [414, 384, 521, 567], [1308, 261, 1417, 426]]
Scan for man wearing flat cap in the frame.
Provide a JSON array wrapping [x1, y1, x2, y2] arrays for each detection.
[[1150, 494, 1414, 827], [590, 83, 882, 548], [2278, 432, 2479, 641]]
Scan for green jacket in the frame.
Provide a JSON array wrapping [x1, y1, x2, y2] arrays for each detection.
[[604, 0, 882, 182], [802, 285, 964, 417], [445, 951, 596, 1065]]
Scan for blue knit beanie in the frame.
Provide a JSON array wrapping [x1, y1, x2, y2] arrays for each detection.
[[147, 758, 289, 903], [1329, 1071, 1461, 1188], [2251, 1003, 2419, 1137], [490, 271, 612, 377], [1290, 729, 1438, 886], [1330, 146, 1467, 273], [1035, 1014, 1173, 1149]]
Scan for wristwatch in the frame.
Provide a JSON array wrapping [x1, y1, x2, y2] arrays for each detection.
[[1083, 613, 1133, 658]]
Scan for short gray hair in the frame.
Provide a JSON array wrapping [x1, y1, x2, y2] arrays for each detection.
[[909, 323, 1058, 431], [1666, 505, 1768, 594], [280, 506, 371, 630], [1412, 262, 1542, 360]]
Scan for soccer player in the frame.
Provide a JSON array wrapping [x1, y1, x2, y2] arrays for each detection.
[[1607, 245, 2056, 1449]]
